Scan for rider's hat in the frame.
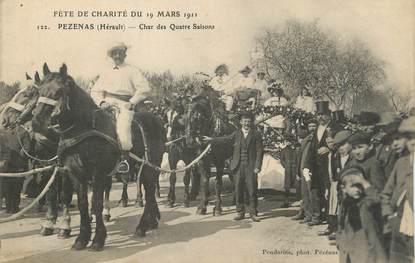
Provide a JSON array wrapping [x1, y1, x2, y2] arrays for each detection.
[[107, 42, 129, 57]]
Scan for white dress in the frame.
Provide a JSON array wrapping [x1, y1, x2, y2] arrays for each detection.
[[294, 96, 315, 113], [263, 97, 288, 128]]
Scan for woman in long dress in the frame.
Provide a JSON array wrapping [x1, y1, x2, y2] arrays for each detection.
[[294, 86, 315, 113]]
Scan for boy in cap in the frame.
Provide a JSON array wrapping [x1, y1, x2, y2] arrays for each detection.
[[347, 132, 386, 192], [203, 111, 263, 222], [336, 167, 387, 263], [381, 116, 414, 263], [91, 42, 151, 171], [323, 130, 353, 240]]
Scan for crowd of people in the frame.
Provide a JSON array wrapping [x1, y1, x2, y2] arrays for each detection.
[[285, 104, 414, 263], [206, 61, 414, 263], [0, 42, 413, 263]]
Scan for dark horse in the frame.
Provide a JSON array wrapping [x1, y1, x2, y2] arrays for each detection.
[[164, 97, 200, 208], [0, 76, 74, 238], [185, 93, 235, 215], [30, 63, 165, 251], [0, 127, 30, 214]]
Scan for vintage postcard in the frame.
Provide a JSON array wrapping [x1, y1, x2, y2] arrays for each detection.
[[0, 0, 414, 262]]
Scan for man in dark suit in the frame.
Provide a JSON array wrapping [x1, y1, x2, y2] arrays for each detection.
[[303, 101, 332, 226], [203, 111, 263, 222]]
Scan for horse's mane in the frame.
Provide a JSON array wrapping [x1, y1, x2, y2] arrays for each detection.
[[43, 72, 99, 129]]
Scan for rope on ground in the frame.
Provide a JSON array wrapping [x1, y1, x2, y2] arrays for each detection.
[[129, 143, 211, 174], [0, 165, 55, 178], [0, 166, 58, 223]]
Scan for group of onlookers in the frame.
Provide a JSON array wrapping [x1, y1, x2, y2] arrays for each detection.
[[289, 104, 414, 263]]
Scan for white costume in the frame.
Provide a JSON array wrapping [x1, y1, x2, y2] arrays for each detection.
[[91, 62, 151, 151], [294, 95, 316, 113], [227, 74, 255, 111], [233, 74, 255, 92], [263, 96, 289, 128], [253, 78, 269, 101], [210, 75, 234, 111]]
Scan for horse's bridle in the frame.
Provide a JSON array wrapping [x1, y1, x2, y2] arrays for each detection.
[[3, 85, 39, 127], [36, 94, 74, 134]]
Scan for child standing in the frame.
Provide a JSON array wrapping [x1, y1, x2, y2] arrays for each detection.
[[381, 116, 414, 263], [336, 167, 387, 263]]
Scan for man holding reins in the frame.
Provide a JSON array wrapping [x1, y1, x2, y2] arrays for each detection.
[[91, 42, 151, 171]]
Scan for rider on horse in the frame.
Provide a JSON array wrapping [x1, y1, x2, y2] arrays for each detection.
[[90, 42, 151, 172]]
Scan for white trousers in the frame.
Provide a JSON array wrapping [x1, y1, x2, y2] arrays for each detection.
[[105, 97, 134, 151]]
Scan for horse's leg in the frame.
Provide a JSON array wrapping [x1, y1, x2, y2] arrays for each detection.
[[156, 172, 161, 199], [135, 166, 144, 208], [183, 169, 191, 207], [168, 171, 176, 207], [103, 178, 111, 222], [90, 178, 107, 251], [189, 168, 200, 201], [213, 163, 224, 216], [228, 172, 236, 206], [37, 174, 47, 212], [71, 180, 91, 250], [196, 160, 209, 215], [118, 172, 129, 207], [40, 173, 57, 236], [167, 147, 179, 207], [135, 167, 160, 237], [57, 175, 72, 239]]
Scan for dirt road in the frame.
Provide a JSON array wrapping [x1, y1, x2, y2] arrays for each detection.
[[0, 178, 338, 263]]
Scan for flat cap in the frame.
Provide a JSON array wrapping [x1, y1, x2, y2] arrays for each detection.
[[333, 130, 352, 145], [347, 132, 373, 145], [358, 111, 380, 126]]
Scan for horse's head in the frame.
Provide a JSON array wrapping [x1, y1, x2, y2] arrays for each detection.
[[1, 72, 41, 129], [185, 95, 213, 146], [32, 63, 73, 134]]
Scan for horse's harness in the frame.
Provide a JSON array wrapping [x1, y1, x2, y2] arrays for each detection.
[[3, 85, 39, 128]]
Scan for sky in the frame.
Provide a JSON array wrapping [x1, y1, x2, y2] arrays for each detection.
[[0, 0, 414, 94]]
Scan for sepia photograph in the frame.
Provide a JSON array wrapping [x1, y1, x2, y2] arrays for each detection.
[[0, 0, 414, 262]]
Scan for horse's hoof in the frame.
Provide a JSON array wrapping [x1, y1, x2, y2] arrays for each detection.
[[103, 214, 111, 222], [118, 200, 128, 208], [40, 226, 54, 236], [89, 242, 104, 252], [213, 207, 223, 216], [135, 201, 144, 208], [196, 207, 207, 215], [57, 229, 71, 239], [149, 221, 159, 230], [134, 228, 146, 238], [71, 240, 89, 250]]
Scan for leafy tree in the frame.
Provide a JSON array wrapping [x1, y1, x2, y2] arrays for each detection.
[[257, 20, 386, 113]]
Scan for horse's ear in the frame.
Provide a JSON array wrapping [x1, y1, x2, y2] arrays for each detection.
[[59, 63, 68, 77], [25, 72, 32, 80], [43, 63, 51, 76], [34, 71, 41, 84]]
